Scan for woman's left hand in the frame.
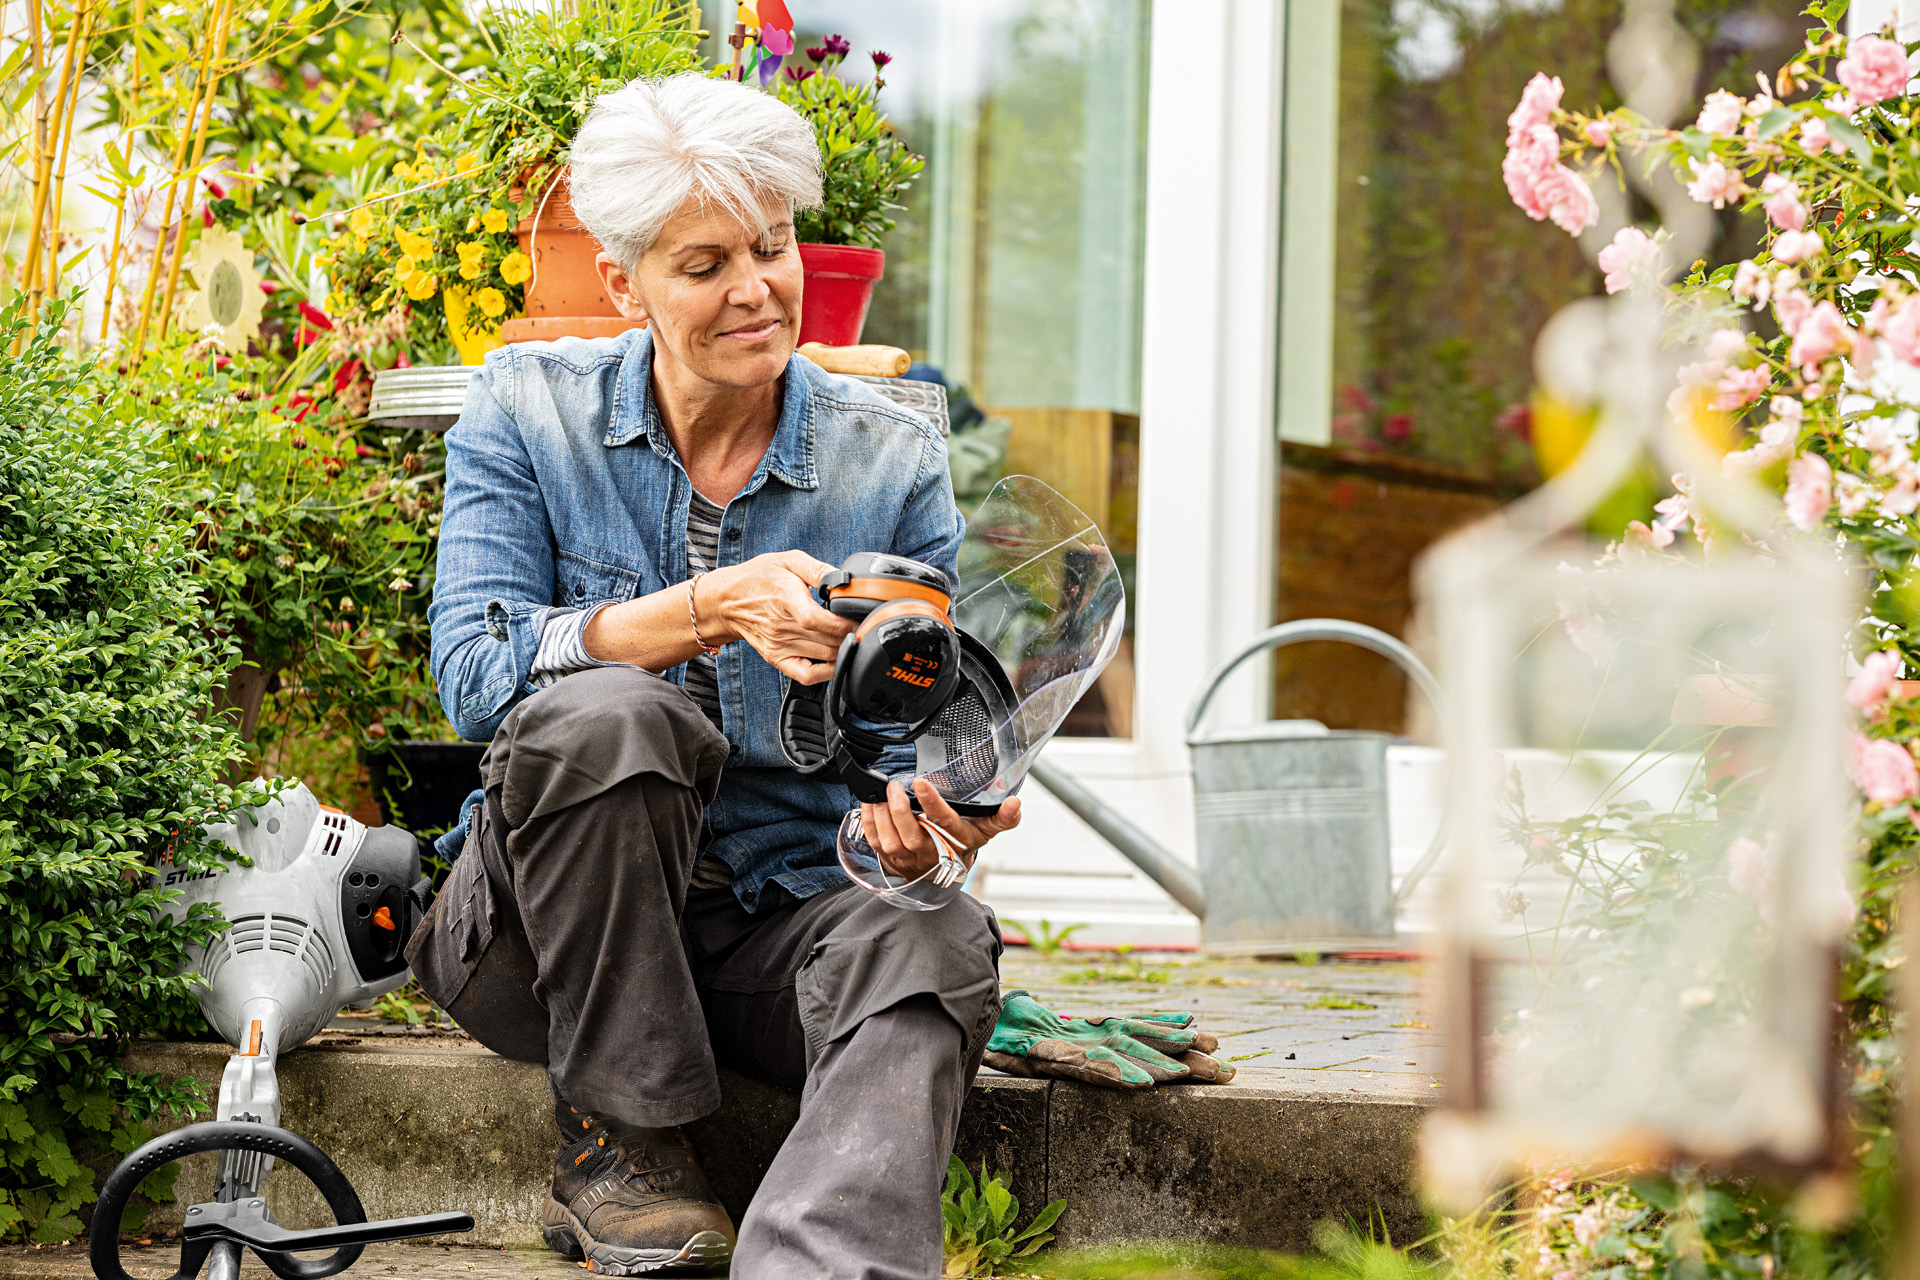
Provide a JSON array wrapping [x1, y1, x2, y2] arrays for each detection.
[[860, 778, 1022, 880]]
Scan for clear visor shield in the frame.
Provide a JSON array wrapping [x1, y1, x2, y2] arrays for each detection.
[[837, 475, 1127, 908]]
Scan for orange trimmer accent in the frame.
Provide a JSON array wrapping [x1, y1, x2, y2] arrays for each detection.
[[245, 1019, 262, 1057], [853, 597, 951, 641], [372, 906, 395, 931]]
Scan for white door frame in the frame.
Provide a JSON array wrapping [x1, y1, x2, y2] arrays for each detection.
[[983, 0, 1286, 943]]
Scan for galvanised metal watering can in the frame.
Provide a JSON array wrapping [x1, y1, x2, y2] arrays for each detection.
[[1029, 619, 1446, 953]]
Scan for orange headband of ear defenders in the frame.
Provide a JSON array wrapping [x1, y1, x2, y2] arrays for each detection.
[[827, 576, 953, 618]]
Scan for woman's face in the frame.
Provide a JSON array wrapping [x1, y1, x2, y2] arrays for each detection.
[[597, 196, 804, 391]]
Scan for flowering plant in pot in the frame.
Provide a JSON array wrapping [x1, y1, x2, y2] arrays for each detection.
[[1481, 12, 1920, 1271], [777, 38, 924, 347], [317, 144, 529, 368], [437, 0, 704, 340]]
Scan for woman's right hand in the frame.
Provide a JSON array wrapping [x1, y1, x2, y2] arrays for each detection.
[[703, 551, 853, 684]]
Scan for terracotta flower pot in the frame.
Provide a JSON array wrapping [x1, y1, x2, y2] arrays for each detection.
[[501, 170, 647, 345], [797, 243, 885, 347]]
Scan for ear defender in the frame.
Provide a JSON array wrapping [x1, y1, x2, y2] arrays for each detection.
[[780, 552, 1008, 817]]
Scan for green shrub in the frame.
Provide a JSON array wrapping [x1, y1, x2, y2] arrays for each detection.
[[0, 298, 244, 1242]]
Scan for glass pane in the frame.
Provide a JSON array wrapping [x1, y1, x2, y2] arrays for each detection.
[[1274, 0, 1813, 738], [700, 0, 1149, 737]]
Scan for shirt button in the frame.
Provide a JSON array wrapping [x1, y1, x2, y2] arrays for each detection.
[[742, 888, 756, 903], [726, 527, 742, 542]]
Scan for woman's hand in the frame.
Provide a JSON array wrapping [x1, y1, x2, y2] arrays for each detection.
[[860, 778, 1023, 880], [703, 550, 853, 684]]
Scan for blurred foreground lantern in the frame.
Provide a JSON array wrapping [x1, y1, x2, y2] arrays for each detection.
[[1414, 307, 1855, 1204]]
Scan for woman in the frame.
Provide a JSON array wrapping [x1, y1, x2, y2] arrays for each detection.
[[418, 73, 1020, 1279]]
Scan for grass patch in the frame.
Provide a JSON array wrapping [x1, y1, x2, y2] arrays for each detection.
[[1307, 994, 1377, 1010]]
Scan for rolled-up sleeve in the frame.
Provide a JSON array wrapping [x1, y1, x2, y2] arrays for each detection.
[[429, 354, 560, 742]]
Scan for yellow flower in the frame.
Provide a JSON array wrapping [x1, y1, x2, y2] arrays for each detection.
[[312, 251, 335, 270], [393, 161, 416, 182], [466, 214, 481, 233], [403, 270, 438, 301], [396, 228, 434, 260], [476, 286, 507, 318], [499, 250, 532, 285], [349, 207, 373, 236], [460, 262, 483, 281], [458, 240, 486, 263], [482, 207, 509, 235], [456, 151, 483, 176], [396, 254, 417, 279]]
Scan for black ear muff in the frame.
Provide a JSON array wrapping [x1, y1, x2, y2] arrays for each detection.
[[834, 599, 961, 736]]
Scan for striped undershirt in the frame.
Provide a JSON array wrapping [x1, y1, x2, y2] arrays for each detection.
[[680, 493, 724, 729]]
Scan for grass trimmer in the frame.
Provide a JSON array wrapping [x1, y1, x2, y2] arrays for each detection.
[[90, 782, 474, 1280]]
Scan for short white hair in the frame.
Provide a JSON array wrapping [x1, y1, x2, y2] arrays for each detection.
[[567, 73, 823, 269]]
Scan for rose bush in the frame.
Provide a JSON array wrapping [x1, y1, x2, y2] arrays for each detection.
[[1489, 6, 1920, 1274]]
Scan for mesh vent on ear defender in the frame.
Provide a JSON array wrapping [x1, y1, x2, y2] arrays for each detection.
[[913, 631, 1020, 804]]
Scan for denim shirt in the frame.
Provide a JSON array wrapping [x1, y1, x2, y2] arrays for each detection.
[[428, 327, 964, 911]]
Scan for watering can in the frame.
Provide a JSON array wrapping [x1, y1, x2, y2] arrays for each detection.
[[1027, 619, 1446, 953]]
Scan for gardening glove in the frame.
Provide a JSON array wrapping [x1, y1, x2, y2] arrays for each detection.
[[982, 990, 1236, 1089]]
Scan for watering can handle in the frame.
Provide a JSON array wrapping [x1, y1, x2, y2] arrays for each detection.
[[1182, 619, 1448, 908]]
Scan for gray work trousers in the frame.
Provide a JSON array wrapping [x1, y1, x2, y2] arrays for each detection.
[[407, 666, 1005, 1280]]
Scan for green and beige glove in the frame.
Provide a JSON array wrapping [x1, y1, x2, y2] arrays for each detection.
[[983, 990, 1237, 1089]]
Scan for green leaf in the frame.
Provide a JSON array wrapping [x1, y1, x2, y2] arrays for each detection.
[[1825, 114, 1870, 157], [1756, 106, 1797, 140]]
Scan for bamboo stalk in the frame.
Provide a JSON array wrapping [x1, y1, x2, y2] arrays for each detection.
[[21, 0, 46, 318], [155, 0, 233, 342], [125, 0, 225, 362], [97, 186, 140, 341], [47, 1, 96, 297]]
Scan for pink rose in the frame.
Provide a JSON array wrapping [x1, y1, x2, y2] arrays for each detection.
[[1597, 226, 1659, 294], [1762, 174, 1808, 230], [1789, 300, 1852, 373], [1848, 732, 1920, 804], [1534, 163, 1598, 234], [1686, 157, 1748, 208], [1508, 73, 1564, 134], [1697, 89, 1746, 135], [1732, 259, 1770, 307], [1713, 365, 1771, 410], [1837, 34, 1912, 105], [1785, 451, 1833, 530], [1502, 123, 1560, 220], [1873, 293, 1920, 366], [1848, 649, 1903, 708], [1772, 229, 1824, 264], [1584, 119, 1613, 146], [1836, 472, 1875, 516], [1800, 117, 1836, 155], [1883, 469, 1920, 516], [1775, 286, 1813, 336]]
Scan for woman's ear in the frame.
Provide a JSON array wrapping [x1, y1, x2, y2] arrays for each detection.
[[595, 252, 651, 323]]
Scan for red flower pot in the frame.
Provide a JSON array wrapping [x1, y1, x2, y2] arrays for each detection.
[[797, 243, 885, 347]]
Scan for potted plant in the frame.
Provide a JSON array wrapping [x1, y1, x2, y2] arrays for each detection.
[[777, 39, 924, 346], [443, 0, 704, 342], [317, 146, 528, 368]]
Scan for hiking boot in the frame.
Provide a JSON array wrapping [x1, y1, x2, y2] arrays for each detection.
[[541, 1101, 735, 1276]]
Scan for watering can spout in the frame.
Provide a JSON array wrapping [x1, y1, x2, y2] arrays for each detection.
[[1026, 758, 1208, 918]]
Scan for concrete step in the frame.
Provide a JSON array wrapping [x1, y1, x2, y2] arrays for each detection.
[[53, 955, 1433, 1270], [111, 1037, 1425, 1256]]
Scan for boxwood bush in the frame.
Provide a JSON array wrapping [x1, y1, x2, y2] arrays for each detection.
[[0, 299, 243, 1242]]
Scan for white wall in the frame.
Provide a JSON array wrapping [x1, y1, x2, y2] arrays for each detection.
[[971, 0, 1287, 946]]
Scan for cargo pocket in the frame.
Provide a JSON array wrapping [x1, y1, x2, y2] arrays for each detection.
[[405, 803, 496, 1009]]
